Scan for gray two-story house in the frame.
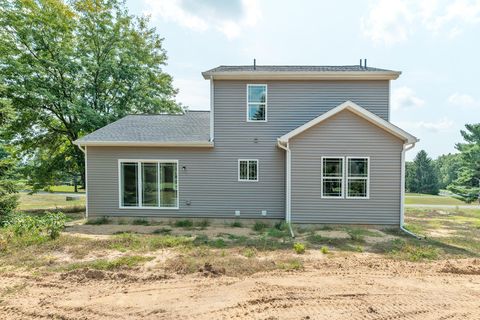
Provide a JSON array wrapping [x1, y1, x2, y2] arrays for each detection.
[[74, 64, 418, 227]]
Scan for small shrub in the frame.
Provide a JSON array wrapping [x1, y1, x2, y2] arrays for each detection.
[[278, 259, 303, 271], [306, 234, 323, 244], [196, 219, 210, 229], [274, 221, 287, 231], [5, 212, 66, 240], [174, 219, 193, 228], [152, 227, 172, 234], [230, 221, 243, 228], [86, 216, 110, 225], [293, 242, 306, 254], [243, 248, 256, 258], [354, 245, 363, 253], [132, 218, 150, 226], [253, 221, 267, 232], [320, 246, 329, 254]]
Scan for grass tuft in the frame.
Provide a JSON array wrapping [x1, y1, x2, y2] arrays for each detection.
[[86, 217, 110, 225]]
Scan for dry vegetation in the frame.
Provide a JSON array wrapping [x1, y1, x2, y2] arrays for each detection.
[[0, 207, 479, 319]]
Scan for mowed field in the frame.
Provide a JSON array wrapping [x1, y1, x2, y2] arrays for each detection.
[[1, 197, 479, 319]]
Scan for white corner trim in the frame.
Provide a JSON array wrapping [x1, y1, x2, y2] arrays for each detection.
[[210, 77, 214, 142], [85, 146, 88, 219], [74, 141, 214, 147], [278, 100, 419, 144], [276, 140, 291, 223]]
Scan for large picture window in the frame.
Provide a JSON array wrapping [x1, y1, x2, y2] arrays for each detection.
[[238, 159, 258, 181], [321, 158, 344, 198], [247, 84, 267, 121], [120, 160, 178, 209]]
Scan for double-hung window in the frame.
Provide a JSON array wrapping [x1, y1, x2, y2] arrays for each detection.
[[346, 157, 369, 198], [238, 159, 258, 181], [321, 157, 344, 198], [321, 157, 369, 199], [120, 160, 178, 208], [247, 84, 267, 121]]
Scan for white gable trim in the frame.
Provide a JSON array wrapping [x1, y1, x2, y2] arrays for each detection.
[[278, 100, 418, 144]]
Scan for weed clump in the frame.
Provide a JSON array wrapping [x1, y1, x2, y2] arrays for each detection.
[[320, 246, 329, 254], [86, 216, 110, 225], [174, 220, 193, 228], [293, 242, 306, 254], [253, 221, 268, 232]]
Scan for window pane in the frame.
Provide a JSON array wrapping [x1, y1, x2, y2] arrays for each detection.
[[121, 162, 138, 207], [160, 163, 177, 207], [142, 163, 158, 207], [248, 85, 266, 103], [248, 104, 265, 121], [323, 179, 342, 197], [239, 161, 248, 180], [348, 179, 367, 197], [323, 158, 343, 177], [348, 158, 368, 177], [249, 161, 257, 180]]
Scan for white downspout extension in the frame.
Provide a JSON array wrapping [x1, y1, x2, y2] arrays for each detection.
[[400, 142, 421, 238], [277, 140, 295, 238]]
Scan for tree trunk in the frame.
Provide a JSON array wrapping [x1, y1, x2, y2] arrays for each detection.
[[73, 175, 78, 193]]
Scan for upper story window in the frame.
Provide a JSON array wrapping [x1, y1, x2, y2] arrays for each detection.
[[247, 84, 267, 122]]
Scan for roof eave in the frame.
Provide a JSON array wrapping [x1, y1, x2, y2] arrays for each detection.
[[202, 71, 401, 80], [278, 100, 418, 145], [73, 140, 214, 147]]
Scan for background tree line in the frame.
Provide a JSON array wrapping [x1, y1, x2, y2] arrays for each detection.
[[406, 124, 480, 203]]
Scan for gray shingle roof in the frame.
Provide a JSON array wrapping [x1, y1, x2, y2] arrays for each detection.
[[75, 111, 210, 145], [203, 65, 397, 74]]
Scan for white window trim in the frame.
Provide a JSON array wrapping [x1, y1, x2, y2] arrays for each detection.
[[346, 157, 370, 199], [238, 159, 259, 182], [246, 84, 267, 122], [320, 157, 345, 199], [118, 159, 179, 210]]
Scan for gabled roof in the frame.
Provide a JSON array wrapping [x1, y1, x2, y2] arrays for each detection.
[[278, 101, 418, 145], [202, 65, 401, 80], [74, 111, 212, 147]]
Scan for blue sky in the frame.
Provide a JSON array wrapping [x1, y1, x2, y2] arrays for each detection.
[[127, 0, 480, 160]]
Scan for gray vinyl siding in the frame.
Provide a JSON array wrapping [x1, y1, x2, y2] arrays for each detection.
[[86, 79, 393, 222], [289, 110, 403, 225]]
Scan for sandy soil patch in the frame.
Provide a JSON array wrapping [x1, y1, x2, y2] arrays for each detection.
[[1, 255, 479, 319]]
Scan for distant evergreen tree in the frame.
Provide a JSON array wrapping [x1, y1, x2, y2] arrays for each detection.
[[448, 124, 480, 203], [410, 150, 439, 195], [405, 161, 416, 192]]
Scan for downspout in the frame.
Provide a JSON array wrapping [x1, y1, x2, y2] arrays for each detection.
[[76, 144, 88, 219], [277, 139, 295, 238], [400, 142, 422, 239]]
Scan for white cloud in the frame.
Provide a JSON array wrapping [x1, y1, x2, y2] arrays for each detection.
[[391, 86, 425, 110], [362, 0, 480, 45], [448, 92, 479, 108], [145, 0, 261, 39], [397, 117, 455, 132]]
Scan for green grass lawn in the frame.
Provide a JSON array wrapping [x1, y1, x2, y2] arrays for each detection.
[[18, 192, 85, 212], [405, 193, 466, 205], [48, 185, 85, 193]]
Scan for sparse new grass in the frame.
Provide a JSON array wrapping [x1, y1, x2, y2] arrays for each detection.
[[62, 255, 153, 271]]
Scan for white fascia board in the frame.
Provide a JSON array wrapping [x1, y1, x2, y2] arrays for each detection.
[[278, 100, 418, 144], [74, 140, 214, 147], [202, 71, 401, 81]]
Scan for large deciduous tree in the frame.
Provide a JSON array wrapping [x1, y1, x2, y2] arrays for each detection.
[[448, 124, 480, 203], [0, 0, 181, 189]]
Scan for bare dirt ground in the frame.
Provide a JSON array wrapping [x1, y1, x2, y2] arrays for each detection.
[[1, 254, 479, 319]]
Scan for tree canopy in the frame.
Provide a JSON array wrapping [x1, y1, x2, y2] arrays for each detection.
[[447, 124, 480, 203], [406, 150, 439, 195], [0, 0, 181, 189]]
